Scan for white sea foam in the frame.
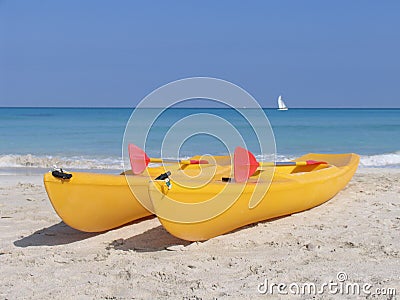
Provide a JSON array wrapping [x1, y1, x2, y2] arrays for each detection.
[[0, 154, 123, 170], [256, 154, 297, 162], [359, 151, 400, 167], [0, 151, 399, 169], [258, 152, 400, 168]]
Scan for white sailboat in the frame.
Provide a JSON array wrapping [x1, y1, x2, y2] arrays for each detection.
[[277, 95, 288, 111]]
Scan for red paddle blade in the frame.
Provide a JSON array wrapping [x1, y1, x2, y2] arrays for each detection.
[[189, 159, 209, 164], [234, 147, 260, 183], [128, 144, 150, 174], [306, 160, 327, 165]]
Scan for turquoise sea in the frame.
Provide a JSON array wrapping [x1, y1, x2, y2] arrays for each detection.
[[0, 108, 399, 171]]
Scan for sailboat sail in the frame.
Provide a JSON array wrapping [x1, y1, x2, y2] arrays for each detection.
[[277, 95, 288, 110]]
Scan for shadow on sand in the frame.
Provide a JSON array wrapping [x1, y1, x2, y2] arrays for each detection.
[[13, 215, 157, 247], [13, 221, 100, 247], [108, 216, 294, 252], [109, 225, 191, 252], [14, 215, 292, 250]]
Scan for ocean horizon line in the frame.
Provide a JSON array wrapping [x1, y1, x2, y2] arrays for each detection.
[[1, 106, 400, 110]]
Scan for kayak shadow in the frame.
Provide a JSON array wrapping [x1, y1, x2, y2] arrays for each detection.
[[13, 221, 100, 247], [109, 225, 190, 252], [110, 216, 292, 252], [13, 216, 157, 248]]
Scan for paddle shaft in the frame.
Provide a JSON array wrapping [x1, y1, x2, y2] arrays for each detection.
[[259, 161, 323, 167], [150, 158, 325, 166], [234, 146, 328, 182], [149, 158, 208, 165]]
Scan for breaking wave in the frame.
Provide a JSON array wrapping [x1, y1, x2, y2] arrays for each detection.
[[258, 152, 400, 168], [0, 151, 399, 170], [0, 154, 123, 170], [359, 151, 400, 167]]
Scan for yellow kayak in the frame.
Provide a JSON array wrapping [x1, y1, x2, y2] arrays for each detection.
[[148, 153, 360, 241], [44, 171, 151, 232], [43, 156, 228, 232]]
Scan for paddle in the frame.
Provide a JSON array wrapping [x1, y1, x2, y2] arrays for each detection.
[[128, 144, 209, 174], [233, 146, 328, 182]]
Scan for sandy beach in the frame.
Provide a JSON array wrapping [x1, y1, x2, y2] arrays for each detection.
[[0, 168, 399, 299]]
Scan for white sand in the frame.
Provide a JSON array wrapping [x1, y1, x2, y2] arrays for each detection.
[[0, 168, 399, 299]]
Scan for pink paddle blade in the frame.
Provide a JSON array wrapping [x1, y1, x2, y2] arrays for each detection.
[[306, 160, 327, 165], [128, 144, 150, 174], [234, 147, 260, 183]]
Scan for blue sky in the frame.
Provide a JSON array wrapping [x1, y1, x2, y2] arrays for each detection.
[[0, 1, 399, 108]]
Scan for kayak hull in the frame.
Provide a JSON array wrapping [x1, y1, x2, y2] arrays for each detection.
[[43, 159, 223, 232], [149, 153, 360, 241], [43, 172, 152, 232]]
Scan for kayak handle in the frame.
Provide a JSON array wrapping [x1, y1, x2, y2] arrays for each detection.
[[154, 171, 171, 180], [154, 171, 172, 190], [52, 169, 72, 179]]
